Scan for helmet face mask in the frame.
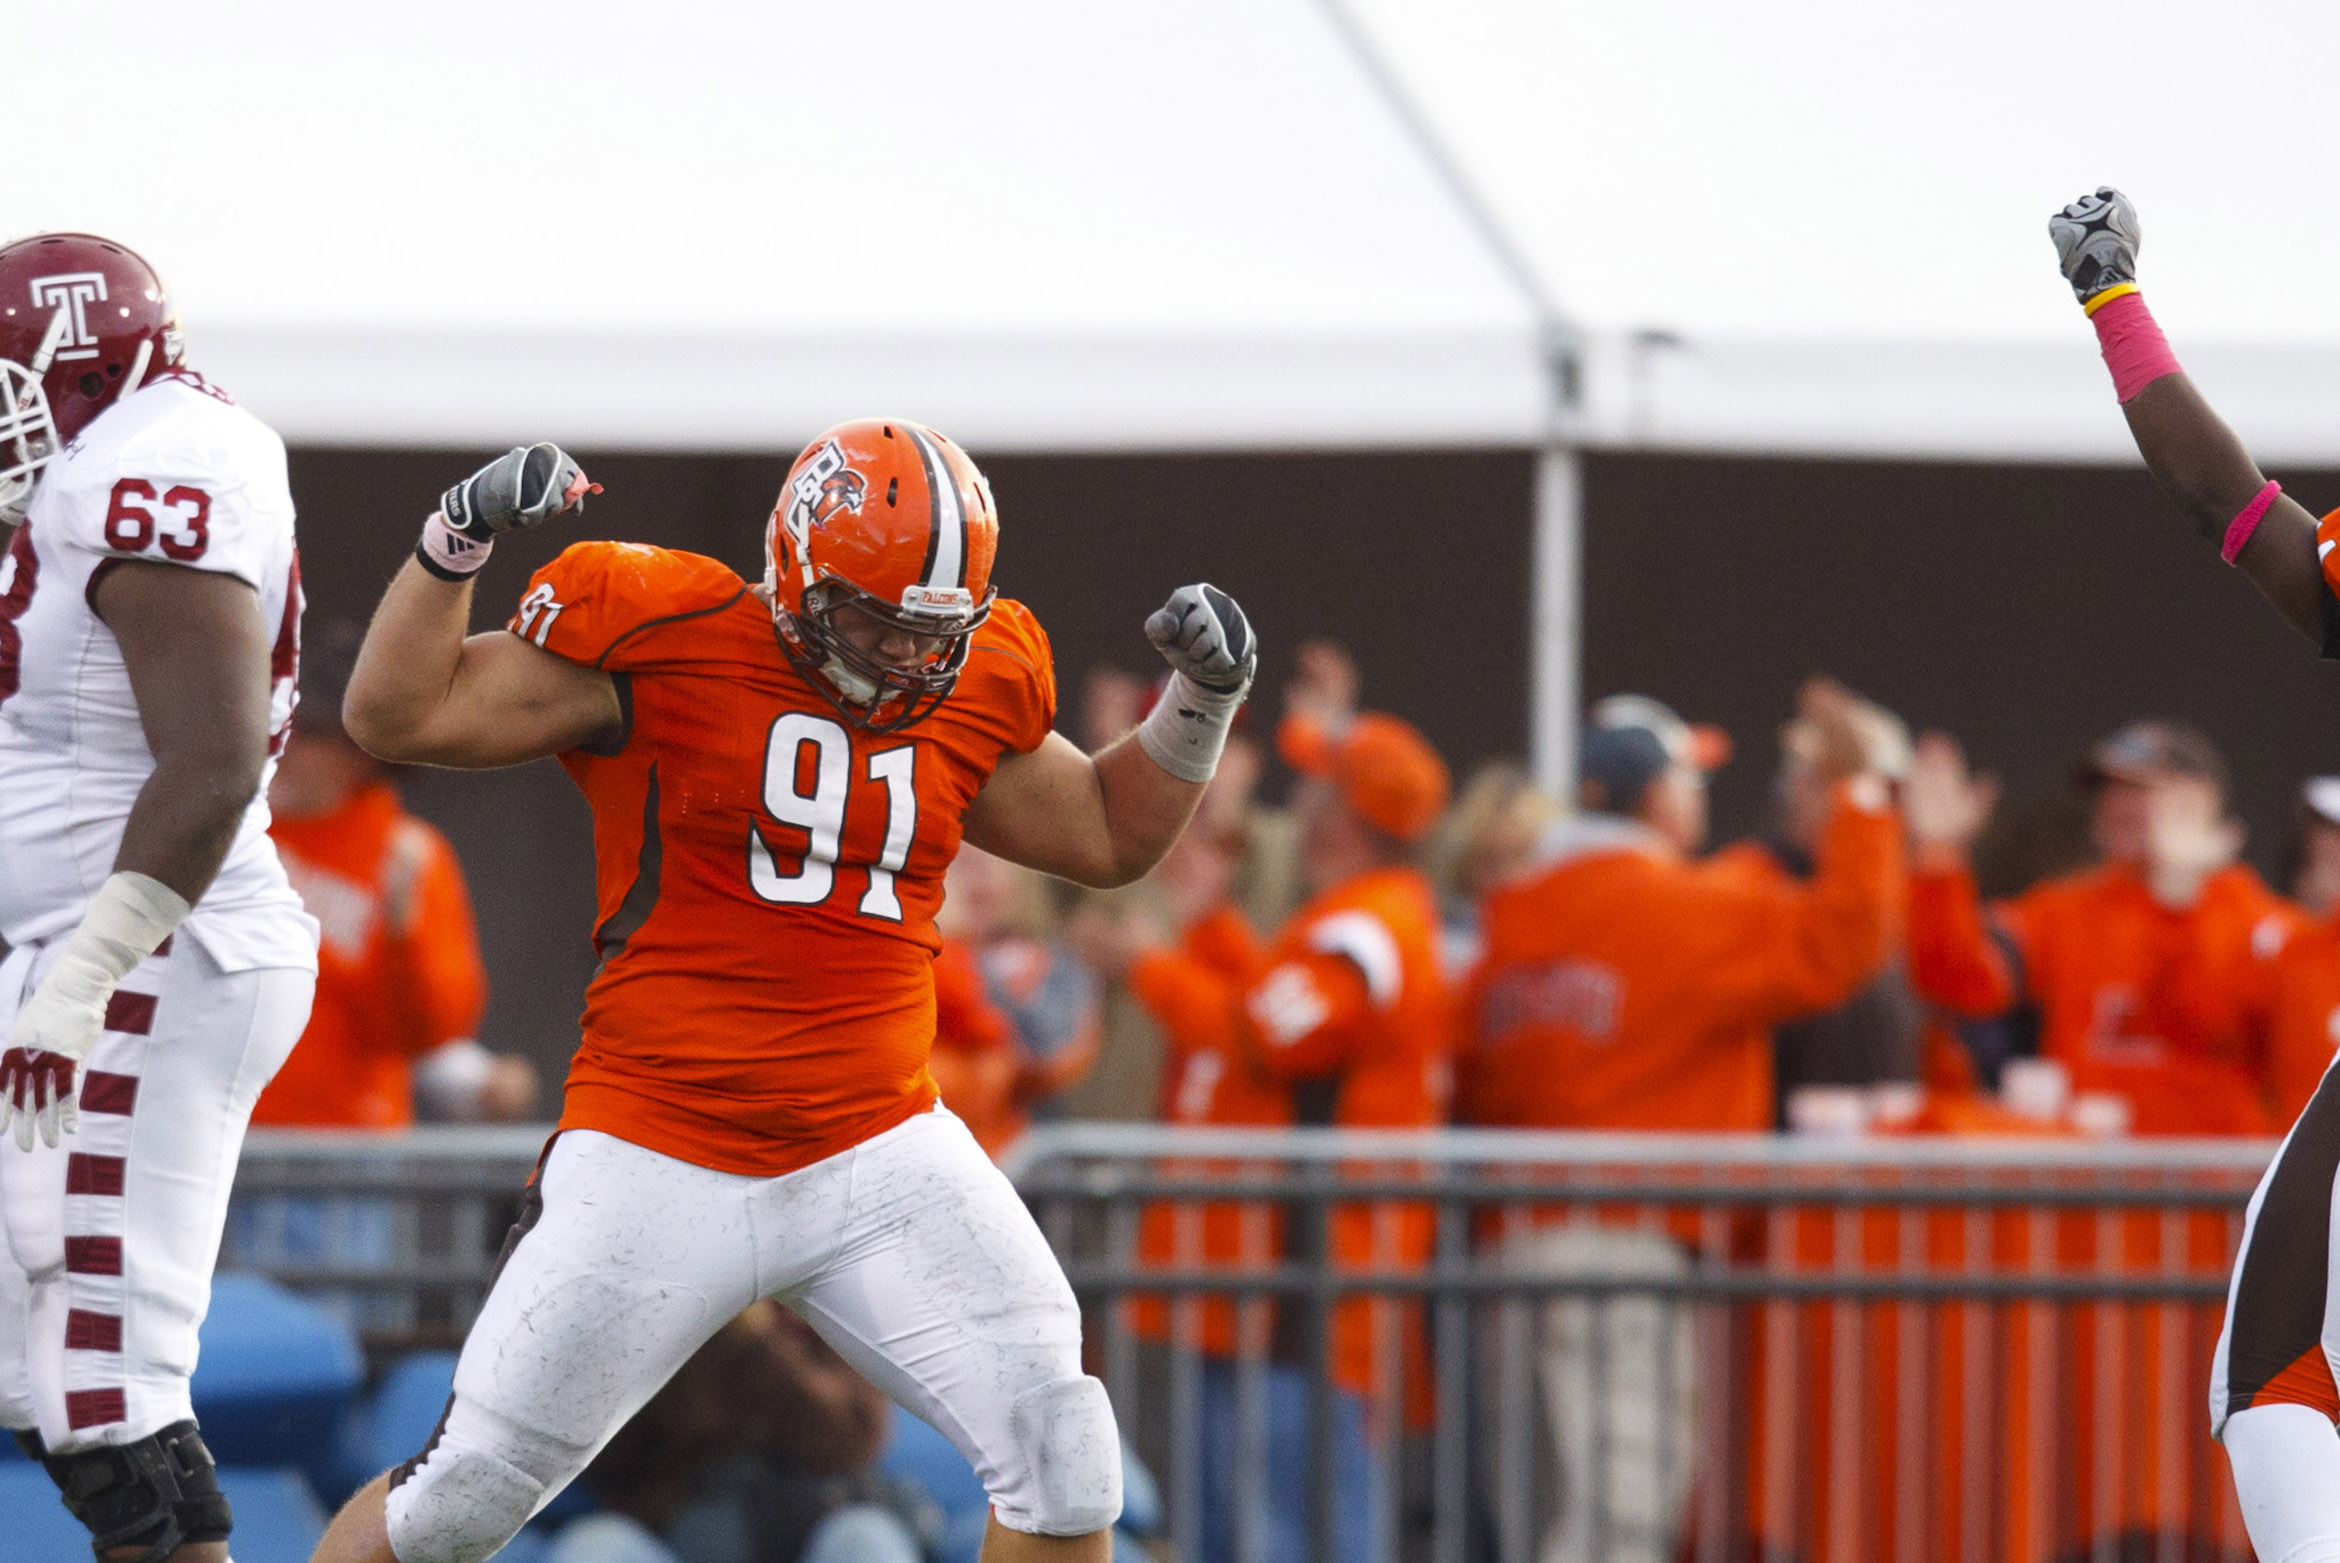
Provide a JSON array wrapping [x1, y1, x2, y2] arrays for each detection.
[[765, 420, 1002, 735], [0, 357, 59, 526], [777, 579, 996, 735]]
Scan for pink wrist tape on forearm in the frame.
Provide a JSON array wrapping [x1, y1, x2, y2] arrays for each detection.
[[2221, 480, 2283, 565], [2089, 290, 2184, 403]]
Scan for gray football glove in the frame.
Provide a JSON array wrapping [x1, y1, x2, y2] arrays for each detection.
[[1146, 583, 1256, 696], [441, 443, 598, 541], [2050, 187, 2142, 307]]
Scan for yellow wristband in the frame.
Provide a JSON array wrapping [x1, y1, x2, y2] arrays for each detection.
[[2083, 282, 2140, 317]]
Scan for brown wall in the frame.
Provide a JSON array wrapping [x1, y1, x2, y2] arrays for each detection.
[[283, 444, 2340, 1081], [1581, 452, 2340, 886]]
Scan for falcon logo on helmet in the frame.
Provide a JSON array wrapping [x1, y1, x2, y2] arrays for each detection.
[[786, 439, 868, 533], [0, 234, 184, 525], [765, 420, 999, 735]]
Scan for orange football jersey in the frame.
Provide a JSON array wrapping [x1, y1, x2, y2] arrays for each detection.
[[512, 541, 1057, 1177]]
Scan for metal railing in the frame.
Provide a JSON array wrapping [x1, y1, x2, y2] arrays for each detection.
[[226, 1123, 2278, 1563], [1007, 1125, 2274, 1563], [224, 1125, 548, 1347]]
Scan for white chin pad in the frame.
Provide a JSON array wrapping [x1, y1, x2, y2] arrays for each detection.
[[823, 656, 880, 706]]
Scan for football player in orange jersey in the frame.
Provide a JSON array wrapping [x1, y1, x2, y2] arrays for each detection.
[[307, 424, 1256, 1563], [2046, 186, 2340, 1563]]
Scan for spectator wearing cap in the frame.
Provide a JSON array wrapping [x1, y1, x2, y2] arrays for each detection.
[[253, 621, 534, 1130], [1454, 679, 1903, 1563], [1069, 744, 1279, 1563], [1080, 650, 1450, 1562], [1903, 721, 2298, 1135], [2236, 779, 2340, 1126]]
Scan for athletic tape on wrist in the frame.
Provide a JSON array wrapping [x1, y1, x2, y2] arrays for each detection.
[[1136, 671, 1246, 784], [416, 511, 494, 581], [2089, 291, 2183, 404], [61, 873, 190, 994], [2221, 480, 2284, 565]]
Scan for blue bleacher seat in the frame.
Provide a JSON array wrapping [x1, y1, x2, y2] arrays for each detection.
[[876, 1402, 988, 1524], [0, 1463, 325, 1563], [0, 1462, 80, 1560], [361, 1348, 462, 1479], [876, 1402, 1163, 1557], [357, 1350, 593, 1527], [218, 1466, 331, 1559], [192, 1270, 366, 1467]]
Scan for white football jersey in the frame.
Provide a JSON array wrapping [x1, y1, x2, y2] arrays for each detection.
[[0, 374, 316, 973]]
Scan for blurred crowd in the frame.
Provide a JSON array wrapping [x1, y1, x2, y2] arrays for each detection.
[[245, 627, 2340, 1563]]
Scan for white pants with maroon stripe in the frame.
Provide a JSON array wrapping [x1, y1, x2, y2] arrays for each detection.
[[0, 933, 313, 1451]]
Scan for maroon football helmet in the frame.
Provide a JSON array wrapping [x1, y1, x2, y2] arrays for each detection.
[[0, 233, 184, 521]]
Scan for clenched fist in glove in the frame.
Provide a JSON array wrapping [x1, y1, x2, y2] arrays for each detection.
[[1146, 583, 1256, 695], [1137, 583, 1258, 782], [2049, 187, 2143, 309], [416, 443, 600, 581]]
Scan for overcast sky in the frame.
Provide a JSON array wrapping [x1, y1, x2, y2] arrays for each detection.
[[1349, 0, 2340, 341], [13, 0, 2335, 350]]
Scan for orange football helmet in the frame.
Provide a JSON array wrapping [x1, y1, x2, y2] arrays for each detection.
[[765, 419, 999, 732]]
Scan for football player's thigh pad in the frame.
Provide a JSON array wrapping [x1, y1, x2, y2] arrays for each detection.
[[389, 1131, 758, 1563], [790, 1109, 1122, 1536]]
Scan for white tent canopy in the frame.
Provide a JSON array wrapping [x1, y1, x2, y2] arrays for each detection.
[[15, 0, 1544, 451], [17, 0, 2340, 461], [22, 0, 2340, 788]]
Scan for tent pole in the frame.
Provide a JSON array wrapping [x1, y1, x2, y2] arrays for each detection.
[[1309, 0, 1582, 797], [1532, 437, 1581, 799]]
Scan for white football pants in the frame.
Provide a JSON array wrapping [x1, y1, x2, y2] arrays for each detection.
[[2222, 1403, 2340, 1563], [0, 933, 313, 1451], [385, 1111, 1121, 1563]]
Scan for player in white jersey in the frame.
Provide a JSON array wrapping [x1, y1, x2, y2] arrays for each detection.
[[0, 232, 318, 1563]]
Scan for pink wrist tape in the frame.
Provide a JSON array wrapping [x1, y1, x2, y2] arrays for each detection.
[[2089, 291, 2184, 403], [2221, 480, 2283, 565]]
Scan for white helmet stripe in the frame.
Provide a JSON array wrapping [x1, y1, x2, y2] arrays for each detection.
[[906, 425, 965, 591], [28, 302, 72, 378]]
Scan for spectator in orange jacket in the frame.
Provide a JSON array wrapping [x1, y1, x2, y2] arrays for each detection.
[[1902, 721, 2297, 1136], [927, 937, 1023, 1159], [254, 624, 532, 1130], [2246, 777, 2340, 1124], [1075, 675, 1449, 1563], [1072, 752, 1278, 1368], [1457, 679, 1905, 1563]]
